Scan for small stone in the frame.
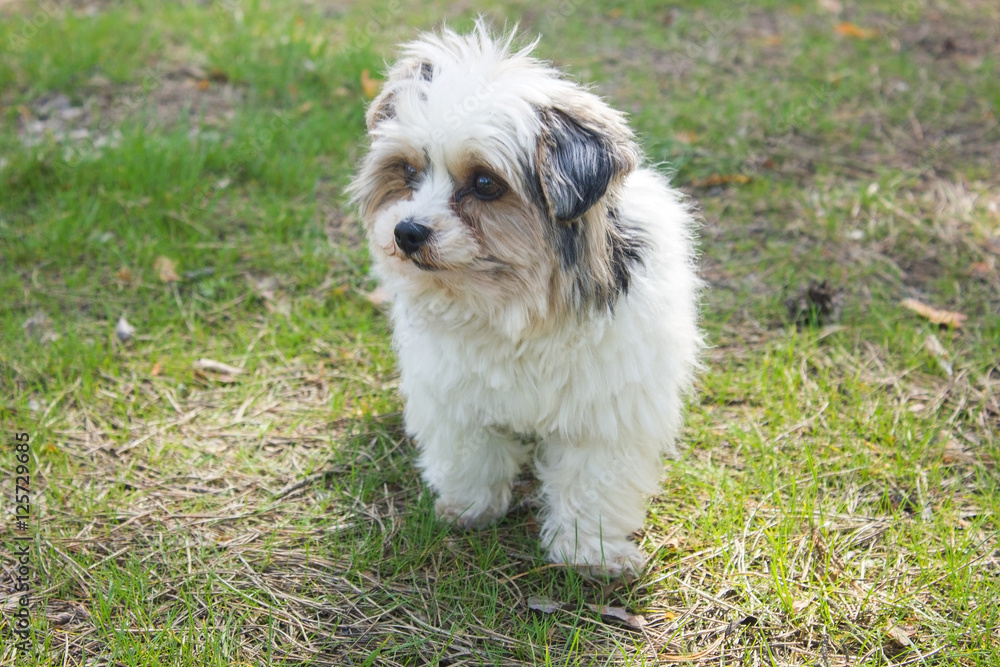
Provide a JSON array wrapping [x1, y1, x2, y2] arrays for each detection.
[[116, 315, 136, 342]]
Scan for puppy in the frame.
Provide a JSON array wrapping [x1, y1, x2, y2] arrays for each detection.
[[349, 21, 701, 576]]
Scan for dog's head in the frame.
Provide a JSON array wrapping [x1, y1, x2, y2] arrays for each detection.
[[349, 20, 644, 335]]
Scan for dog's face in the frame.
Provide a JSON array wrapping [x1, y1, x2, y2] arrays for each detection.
[[350, 23, 644, 334]]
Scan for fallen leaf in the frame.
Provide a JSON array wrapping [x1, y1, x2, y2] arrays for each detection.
[[661, 535, 682, 549], [786, 280, 844, 327], [248, 274, 279, 301], [726, 616, 759, 635], [885, 620, 913, 647], [266, 294, 292, 317], [792, 599, 811, 613], [673, 131, 698, 144], [968, 261, 995, 280], [942, 438, 978, 465], [762, 35, 783, 46], [193, 358, 244, 375], [590, 604, 647, 629], [247, 274, 292, 316], [1, 594, 20, 614], [527, 596, 564, 614], [115, 267, 134, 284], [817, 0, 843, 13], [47, 611, 75, 626], [900, 298, 967, 328], [835, 22, 877, 39], [691, 173, 751, 188], [360, 69, 382, 99], [925, 335, 947, 355], [607, 8, 623, 19], [150, 362, 162, 376], [194, 370, 238, 384], [658, 616, 758, 662], [154, 256, 181, 283], [180, 64, 207, 80], [115, 315, 136, 343], [923, 334, 953, 376], [197, 79, 211, 91], [23, 311, 59, 343], [528, 597, 647, 630]]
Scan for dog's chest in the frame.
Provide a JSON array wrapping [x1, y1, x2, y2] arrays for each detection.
[[402, 317, 593, 430], [462, 333, 572, 423]]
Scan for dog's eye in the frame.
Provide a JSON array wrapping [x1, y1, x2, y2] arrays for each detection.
[[472, 173, 503, 200], [402, 163, 419, 184]]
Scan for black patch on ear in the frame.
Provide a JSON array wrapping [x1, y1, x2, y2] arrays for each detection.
[[420, 62, 433, 81], [538, 109, 620, 222]]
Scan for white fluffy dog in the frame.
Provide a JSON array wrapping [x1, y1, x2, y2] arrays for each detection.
[[349, 21, 701, 576]]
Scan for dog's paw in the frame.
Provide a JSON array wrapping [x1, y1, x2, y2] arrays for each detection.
[[435, 494, 510, 530], [546, 536, 646, 580]]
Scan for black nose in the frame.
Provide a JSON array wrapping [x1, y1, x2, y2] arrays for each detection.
[[394, 219, 432, 256]]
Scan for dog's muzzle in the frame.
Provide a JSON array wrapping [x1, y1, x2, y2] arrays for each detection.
[[394, 218, 433, 256]]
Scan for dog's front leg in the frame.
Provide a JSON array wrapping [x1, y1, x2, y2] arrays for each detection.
[[415, 423, 529, 530], [536, 435, 662, 577]]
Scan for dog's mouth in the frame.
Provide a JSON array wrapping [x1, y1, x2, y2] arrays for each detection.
[[405, 253, 513, 275], [381, 240, 443, 272], [409, 256, 442, 272], [384, 241, 508, 274], [393, 246, 444, 272]]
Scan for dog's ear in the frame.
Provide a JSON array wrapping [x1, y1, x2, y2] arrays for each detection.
[[536, 106, 640, 223], [365, 87, 395, 131], [365, 61, 434, 131]]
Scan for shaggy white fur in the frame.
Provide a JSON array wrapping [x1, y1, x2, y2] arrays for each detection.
[[349, 20, 702, 577]]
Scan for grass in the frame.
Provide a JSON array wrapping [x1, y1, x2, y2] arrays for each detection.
[[1, 0, 998, 664]]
